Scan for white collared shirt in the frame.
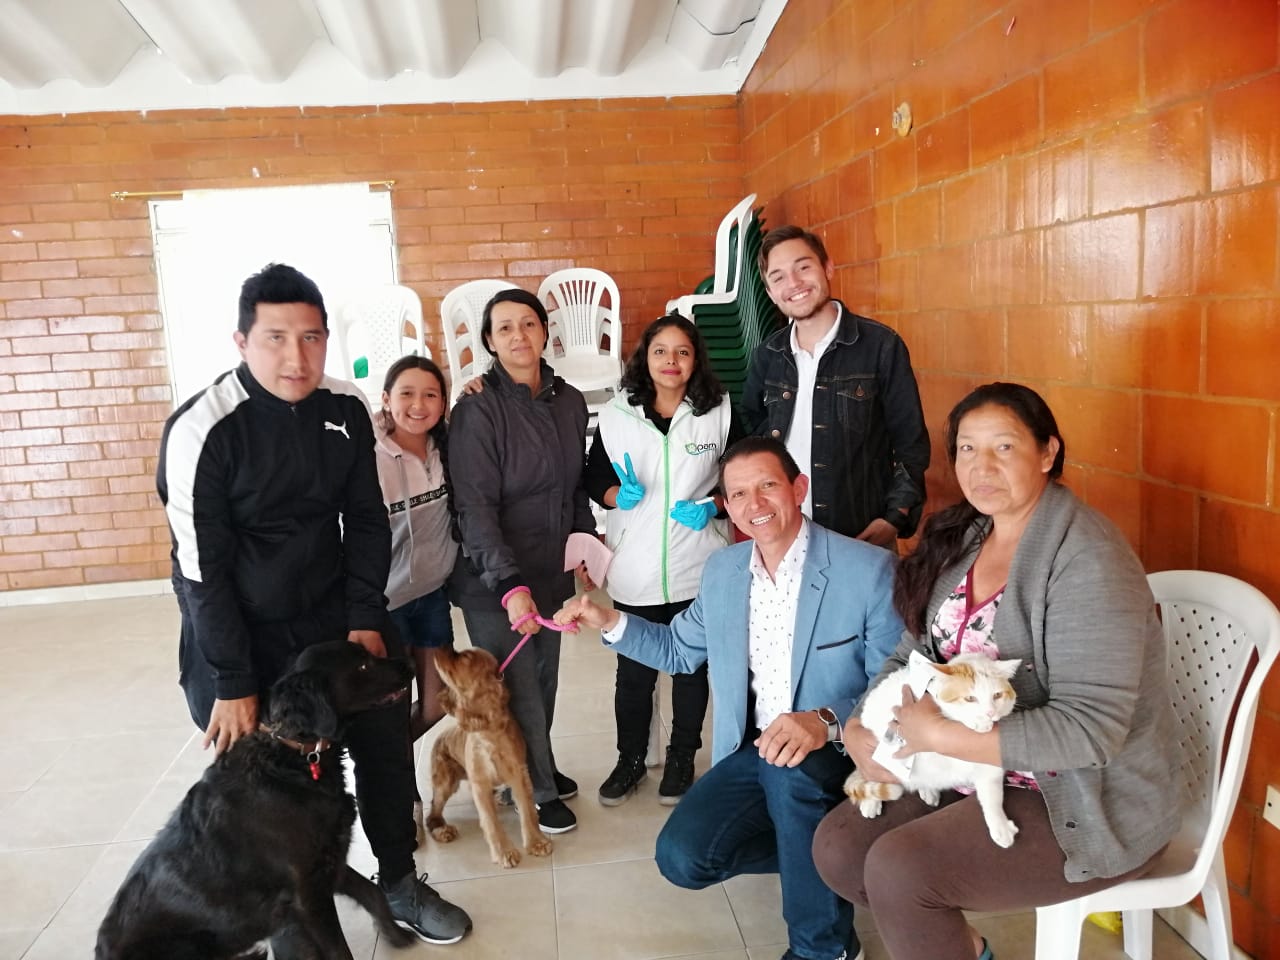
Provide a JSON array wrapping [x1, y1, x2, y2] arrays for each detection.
[[747, 519, 810, 730], [786, 302, 842, 517]]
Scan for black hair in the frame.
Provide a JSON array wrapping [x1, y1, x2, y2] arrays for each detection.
[[619, 314, 725, 416], [237, 263, 327, 336], [757, 225, 831, 277], [717, 436, 801, 491], [479, 288, 548, 357], [378, 354, 460, 543], [893, 382, 1066, 635]]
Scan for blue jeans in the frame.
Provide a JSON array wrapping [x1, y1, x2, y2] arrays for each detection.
[[388, 586, 454, 649], [656, 742, 856, 960]]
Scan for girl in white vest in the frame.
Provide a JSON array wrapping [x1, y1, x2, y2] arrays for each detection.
[[584, 314, 742, 806]]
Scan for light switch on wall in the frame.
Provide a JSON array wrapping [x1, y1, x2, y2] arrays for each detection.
[[1265, 785, 1280, 830]]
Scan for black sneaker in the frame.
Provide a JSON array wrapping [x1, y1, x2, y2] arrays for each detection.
[[536, 797, 578, 833], [658, 747, 696, 805], [379, 871, 472, 945], [598, 754, 647, 806], [553, 770, 578, 800]]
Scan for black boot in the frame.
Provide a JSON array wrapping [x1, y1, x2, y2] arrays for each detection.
[[658, 746, 696, 805], [598, 753, 647, 806]]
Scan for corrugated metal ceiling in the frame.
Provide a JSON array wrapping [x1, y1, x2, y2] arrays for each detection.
[[0, 0, 787, 115]]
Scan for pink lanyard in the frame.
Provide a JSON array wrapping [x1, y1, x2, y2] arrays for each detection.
[[498, 612, 579, 675]]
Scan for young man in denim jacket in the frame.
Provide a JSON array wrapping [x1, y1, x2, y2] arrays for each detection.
[[741, 226, 929, 547]]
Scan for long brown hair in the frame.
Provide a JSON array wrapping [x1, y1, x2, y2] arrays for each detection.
[[893, 383, 1066, 635]]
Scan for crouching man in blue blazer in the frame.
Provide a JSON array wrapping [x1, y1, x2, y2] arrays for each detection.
[[556, 437, 902, 960]]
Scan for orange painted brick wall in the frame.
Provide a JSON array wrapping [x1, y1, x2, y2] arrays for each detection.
[[739, 0, 1280, 952], [0, 97, 743, 591]]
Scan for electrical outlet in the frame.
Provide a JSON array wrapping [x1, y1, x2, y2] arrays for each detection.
[[1266, 786, 1280, 831]]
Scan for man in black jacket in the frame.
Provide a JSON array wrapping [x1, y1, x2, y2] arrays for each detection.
[[741, 226, 929, 547], [156, 263, 470, 949]]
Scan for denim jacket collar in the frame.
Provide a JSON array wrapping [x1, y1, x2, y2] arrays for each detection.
[[765, 299, 860, 358]]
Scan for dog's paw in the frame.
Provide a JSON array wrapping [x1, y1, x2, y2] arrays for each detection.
[[989, 818, 1019, 848], [497, 848, 522, 869], [857, 796, 883, 818], [430, 824, 459, 844], [528, 836, 553, 858]]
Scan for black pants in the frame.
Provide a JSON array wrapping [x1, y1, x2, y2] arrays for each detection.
[[179, 610, 417, 884], [613, 599, 709, 759]]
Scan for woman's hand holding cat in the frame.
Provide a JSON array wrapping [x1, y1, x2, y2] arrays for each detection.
[[843, 717, 901, 784], [890, 686, 948, 757], [755, 711, 826, 767]]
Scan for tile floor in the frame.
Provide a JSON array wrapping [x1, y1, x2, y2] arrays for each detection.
[[0, 594, 1205, 960]]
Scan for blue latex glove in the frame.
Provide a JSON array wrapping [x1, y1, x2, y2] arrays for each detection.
[[670, 498, 717, 531], [611, 452, 645, 510]]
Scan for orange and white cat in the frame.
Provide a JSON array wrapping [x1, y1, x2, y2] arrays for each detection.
[[844, 652, 1021, 848]]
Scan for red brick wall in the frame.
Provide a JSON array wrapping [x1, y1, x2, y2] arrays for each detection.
[[739, 0, 1280, 952], [0, 97, 743, 591]]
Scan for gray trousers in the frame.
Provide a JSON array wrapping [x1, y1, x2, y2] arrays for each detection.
[[461, 608, 563, 804]]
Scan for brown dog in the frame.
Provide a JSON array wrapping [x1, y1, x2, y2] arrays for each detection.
[[426, 646, 553, 867]]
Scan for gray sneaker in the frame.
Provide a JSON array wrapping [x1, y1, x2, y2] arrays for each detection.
[[379, 871, 472, 945]]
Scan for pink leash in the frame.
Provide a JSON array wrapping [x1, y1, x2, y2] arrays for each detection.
[[498, 612, 579, 675]]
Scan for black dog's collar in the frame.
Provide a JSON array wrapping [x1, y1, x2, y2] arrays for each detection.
[[258, 724, 334, 781]]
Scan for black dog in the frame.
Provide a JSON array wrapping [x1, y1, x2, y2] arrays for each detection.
[[95, 641, 415, 960]]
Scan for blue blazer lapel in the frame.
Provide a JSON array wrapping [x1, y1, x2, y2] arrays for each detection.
[[791, 527, 830, 696]]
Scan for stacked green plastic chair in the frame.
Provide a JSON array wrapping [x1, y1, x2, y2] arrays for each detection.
[[666, 195, 783, 407]]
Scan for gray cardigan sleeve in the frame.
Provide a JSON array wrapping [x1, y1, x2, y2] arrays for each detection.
[[946, 482, 1160, 775], [996, 528, 1156, 772]]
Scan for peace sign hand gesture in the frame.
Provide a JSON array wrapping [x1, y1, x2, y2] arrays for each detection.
[[611, 452, 646, 510]]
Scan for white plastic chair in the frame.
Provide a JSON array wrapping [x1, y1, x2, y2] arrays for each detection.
[[333, 284, 427, 398], [1033, 570, 1280, 960], [665, 193, 757, 316], [537, 268, 623, 395], [439, 279, 519, 404]]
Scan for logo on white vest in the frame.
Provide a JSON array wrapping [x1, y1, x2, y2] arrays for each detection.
[[684, 441, 718, 456]]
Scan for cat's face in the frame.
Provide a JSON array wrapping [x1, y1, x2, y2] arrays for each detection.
[[928, 654, 1019, 733]]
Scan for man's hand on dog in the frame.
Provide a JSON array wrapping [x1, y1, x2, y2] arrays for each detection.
[[347, 629, 387, 658], [554, 595, 620, 632], [754, 711, 827, 768], [204, 695, 258, 757]]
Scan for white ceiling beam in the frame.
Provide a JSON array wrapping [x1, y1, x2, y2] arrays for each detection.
[[0, 0, 786, 115], [583, 0, 673, 76], [0, 0, 145, 87], [677, 0, 763, 35], [480, 0, 567, 78], [121, 0, 317, 84], [667, 0, 764, 71], [316, 0, 481, 80]]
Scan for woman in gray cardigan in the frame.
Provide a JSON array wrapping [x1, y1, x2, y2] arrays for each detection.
[[812, 383, 1181, 960]]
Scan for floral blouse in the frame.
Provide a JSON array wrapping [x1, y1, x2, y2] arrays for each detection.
[[930, 564, 1040, 791]]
